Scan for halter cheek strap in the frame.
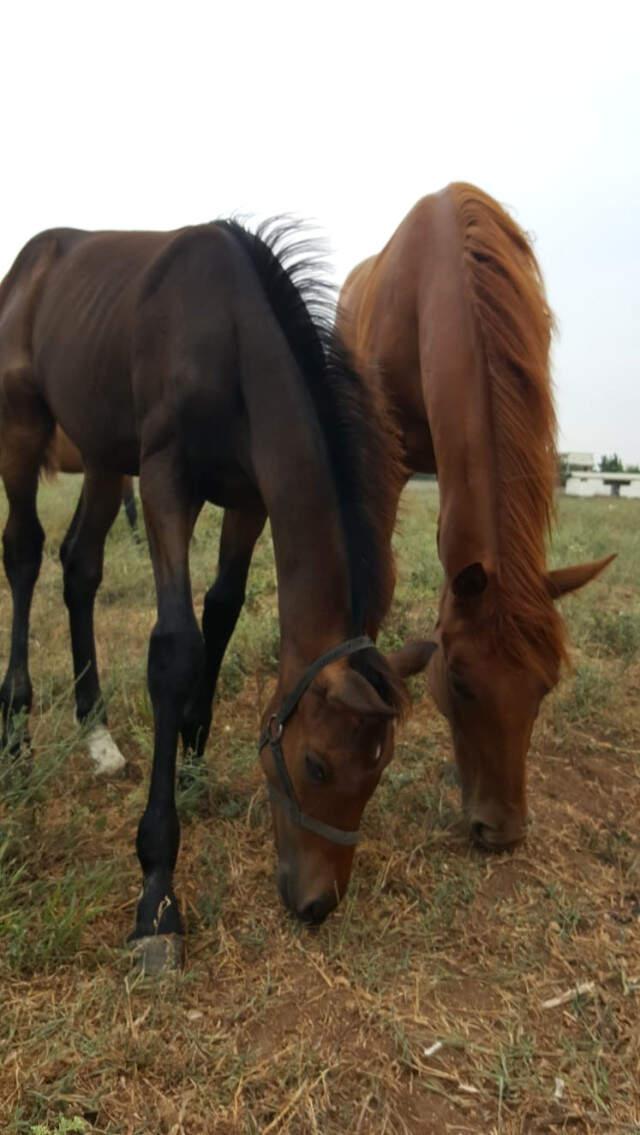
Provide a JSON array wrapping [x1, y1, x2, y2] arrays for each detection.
[[259, 635, 374, 847]]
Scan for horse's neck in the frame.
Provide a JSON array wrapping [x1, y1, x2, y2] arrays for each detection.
[[354, 197, 499, 584], [241, 338, 355, 663], [270, 478, 353, 663], [415, 194, 500, 582], [420, 279, 499, 582]]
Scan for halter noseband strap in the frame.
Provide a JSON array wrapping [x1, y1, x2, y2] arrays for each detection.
[[259, 635, 374, 847]]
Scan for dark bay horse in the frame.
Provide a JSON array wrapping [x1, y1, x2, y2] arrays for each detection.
[[340, 183, 614, 851], [54, 426, 139, 534], [0, 219, 429, 967]]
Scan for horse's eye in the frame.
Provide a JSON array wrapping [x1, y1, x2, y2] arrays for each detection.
[[450, 672, 475, 702], [305, 753, 328, 784]]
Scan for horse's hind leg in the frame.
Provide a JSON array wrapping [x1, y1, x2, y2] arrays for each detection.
[[0, 425, 51, 757], [180, 502, 266, 770], [60, 468, 126, 775]]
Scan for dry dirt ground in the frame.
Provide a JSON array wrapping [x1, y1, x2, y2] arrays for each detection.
[[1, 480, 638, 1134]]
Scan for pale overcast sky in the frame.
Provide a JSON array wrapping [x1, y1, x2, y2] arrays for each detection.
[[3, 1, 639, 464]]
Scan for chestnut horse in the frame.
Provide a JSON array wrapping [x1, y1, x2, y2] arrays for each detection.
[[340, 183, 613, 851], [54, 426, 139, 534], [0, 219, 428, 968]]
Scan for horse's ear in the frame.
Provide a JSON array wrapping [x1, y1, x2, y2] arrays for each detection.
[[323, 667, 397, 719], [452, 562, 488, 599], [546, 554, 616, 599], [386, 639, 438, 677]]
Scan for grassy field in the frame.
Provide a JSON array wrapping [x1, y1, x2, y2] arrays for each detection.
[[0, 479, 638, 1135]]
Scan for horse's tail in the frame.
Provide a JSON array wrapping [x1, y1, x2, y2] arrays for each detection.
[[449, 181, 558, 546]]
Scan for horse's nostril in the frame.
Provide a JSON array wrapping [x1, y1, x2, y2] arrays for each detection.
[[470, 820, 487, 845], [297, 893, 337, 925], [470, 818, 525, 851]]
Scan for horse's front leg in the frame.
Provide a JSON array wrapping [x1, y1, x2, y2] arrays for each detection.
[[129, 454, 203, 972]]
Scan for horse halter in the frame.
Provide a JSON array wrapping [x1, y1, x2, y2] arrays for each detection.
[[259, 636, 375, 847]]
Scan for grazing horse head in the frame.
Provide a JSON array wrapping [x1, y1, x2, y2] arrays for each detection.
[[214, 219, 437, 922], [424, 555, 614, 850], [260, 640, 433, 922]]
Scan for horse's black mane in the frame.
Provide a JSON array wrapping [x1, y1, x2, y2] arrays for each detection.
[[218, 218, 402, 641]]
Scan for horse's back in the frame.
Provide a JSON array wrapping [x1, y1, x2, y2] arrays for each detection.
[[28, 229, 191, 471], [339, 199, 444, 470], [2, 220, 301, 490], [8, 222, 257, 481]]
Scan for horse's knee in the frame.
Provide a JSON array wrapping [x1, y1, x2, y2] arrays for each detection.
[[148, 620, 204, 705], [2, 516, 44, 589], [62, 554, 102, 609]]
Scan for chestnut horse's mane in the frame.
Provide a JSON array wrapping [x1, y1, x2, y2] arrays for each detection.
[[450, 182, 568, 682]]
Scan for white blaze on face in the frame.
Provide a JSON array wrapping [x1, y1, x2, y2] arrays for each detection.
[[373, 722, 394, 764], [86, 724, 126, 776]]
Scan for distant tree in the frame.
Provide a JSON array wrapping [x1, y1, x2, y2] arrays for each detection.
[[625, 464, 640, 474], [599, 453, 624, 472]]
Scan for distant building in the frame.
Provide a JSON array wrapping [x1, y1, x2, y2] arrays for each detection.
[[565, 471, 640, 499], [559, 451, 595, 472]]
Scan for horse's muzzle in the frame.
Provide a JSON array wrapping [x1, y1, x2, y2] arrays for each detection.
[[277, 866, 338, 924], [470, 818, 527, 851]]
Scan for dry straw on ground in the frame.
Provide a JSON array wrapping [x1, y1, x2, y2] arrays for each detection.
[[1, 481, 639, 1133]]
